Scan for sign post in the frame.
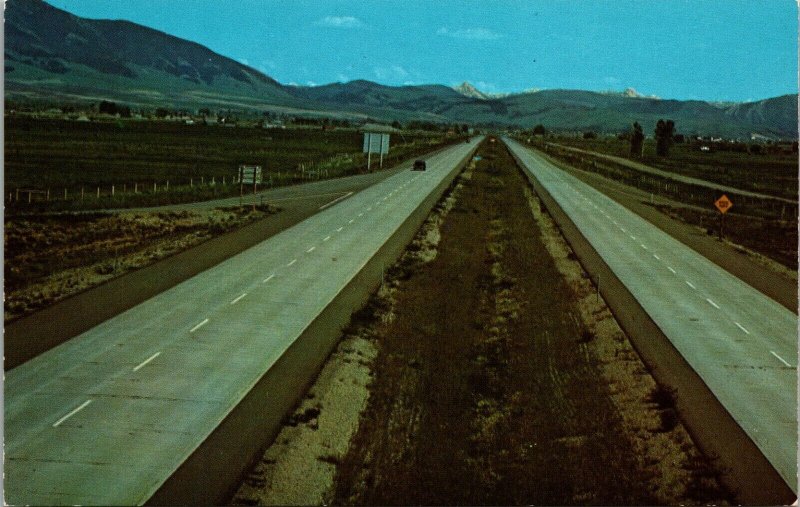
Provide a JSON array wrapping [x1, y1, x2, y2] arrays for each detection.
[[362, 132, 390, 171], [238, 165, 263, 209], [714, 194, 732, 240]]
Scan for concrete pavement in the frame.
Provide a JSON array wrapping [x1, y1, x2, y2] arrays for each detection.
[[5, 138, 482, 505], [506, 138, 797, 493]]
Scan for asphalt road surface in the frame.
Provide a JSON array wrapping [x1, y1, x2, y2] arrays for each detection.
[[5, 138, 482, 505], [506, 138, 797, 492], [548, 142, 798, 204]]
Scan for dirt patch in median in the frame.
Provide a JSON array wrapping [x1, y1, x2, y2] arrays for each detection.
[[231, 160, 474, 506], [232, 140, 729, 505]]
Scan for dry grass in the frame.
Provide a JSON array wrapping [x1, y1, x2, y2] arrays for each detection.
[[230, 161, 476, 506], [4, 205, 277, 321], [524, 184, 730, 504]]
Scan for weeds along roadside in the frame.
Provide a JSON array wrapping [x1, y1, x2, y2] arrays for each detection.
[[4, 204, 278, 322], [231, 152, 477, 507]]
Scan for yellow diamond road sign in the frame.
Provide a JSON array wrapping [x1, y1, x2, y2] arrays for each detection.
[[715, 194, 733, 214]]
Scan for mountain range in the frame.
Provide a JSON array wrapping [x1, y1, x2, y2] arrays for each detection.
[[5, 0, 797, 138]]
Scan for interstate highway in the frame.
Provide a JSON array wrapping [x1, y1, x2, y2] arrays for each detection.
[[5, 137, 481, 505], [5, 143, 460, 368], [505, 137, 797, 491]]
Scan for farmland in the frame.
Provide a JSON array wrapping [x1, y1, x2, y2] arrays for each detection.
[[520, 137, 798, 270], [4, 116, 460, 211], [549, 136, 798, 200]]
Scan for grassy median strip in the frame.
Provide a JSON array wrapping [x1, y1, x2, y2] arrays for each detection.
[[234, 139, 729, 505]]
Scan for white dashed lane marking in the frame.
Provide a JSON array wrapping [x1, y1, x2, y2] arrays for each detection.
[[306, 247, 315, 253], [230, 293, 247, 305], [262, 274, 275, 283], [52, 400, 92, 428], [667, 266, 676, 274], [133, 352, 161, 372], [734, 322, 750, 335], [190, 318, 209, 333], [685, 281, 696, 290], [706, 298, 720, 309], [323, 236, 331, 242], [771, 351, 792, 368], [287, 259, 297, 267]]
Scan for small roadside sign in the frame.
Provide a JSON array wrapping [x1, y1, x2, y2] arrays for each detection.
[[239, 165, 262, 185], [715, 194, 732, 214]]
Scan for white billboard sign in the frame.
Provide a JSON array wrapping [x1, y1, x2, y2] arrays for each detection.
[[362, 133, 390, 155]]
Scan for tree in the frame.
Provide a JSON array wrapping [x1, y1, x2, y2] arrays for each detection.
[[391, 120, 402, 130], [532, 124, 546, 136], [98, 100, 118, 115], [655, 119, 675, 156], [583, 131, 597, 139], [630, 122, 645, 157]]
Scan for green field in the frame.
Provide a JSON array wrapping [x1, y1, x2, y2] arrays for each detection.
[[5, 117, 459, 211], [550, 136, 798, 200]]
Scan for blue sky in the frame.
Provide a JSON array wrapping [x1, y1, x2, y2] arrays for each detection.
[[54, 0, 797, 101]]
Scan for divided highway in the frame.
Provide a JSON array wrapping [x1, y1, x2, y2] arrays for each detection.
[[505, 138, 798, 492], [5, 138, 481, 505]]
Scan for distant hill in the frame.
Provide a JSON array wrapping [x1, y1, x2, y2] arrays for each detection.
[[5, 0, 797, 138], [286, 80, 472, 122], [4, 0, 322, 112], [723, 94, 798, 139]]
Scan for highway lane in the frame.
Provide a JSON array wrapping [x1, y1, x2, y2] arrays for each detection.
[[505, 138, 797, 491], [6, 143, 467, 368], [5, 137, 482, 505]]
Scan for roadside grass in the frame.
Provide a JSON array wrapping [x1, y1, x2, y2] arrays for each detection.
[[550, 136, 798, 200], [5, 117, 461, 211], [654, 203, 797, 270], [4, 204, 278, 321]]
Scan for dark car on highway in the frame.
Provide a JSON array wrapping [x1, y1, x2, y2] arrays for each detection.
[[413, 159, 426, 171]]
